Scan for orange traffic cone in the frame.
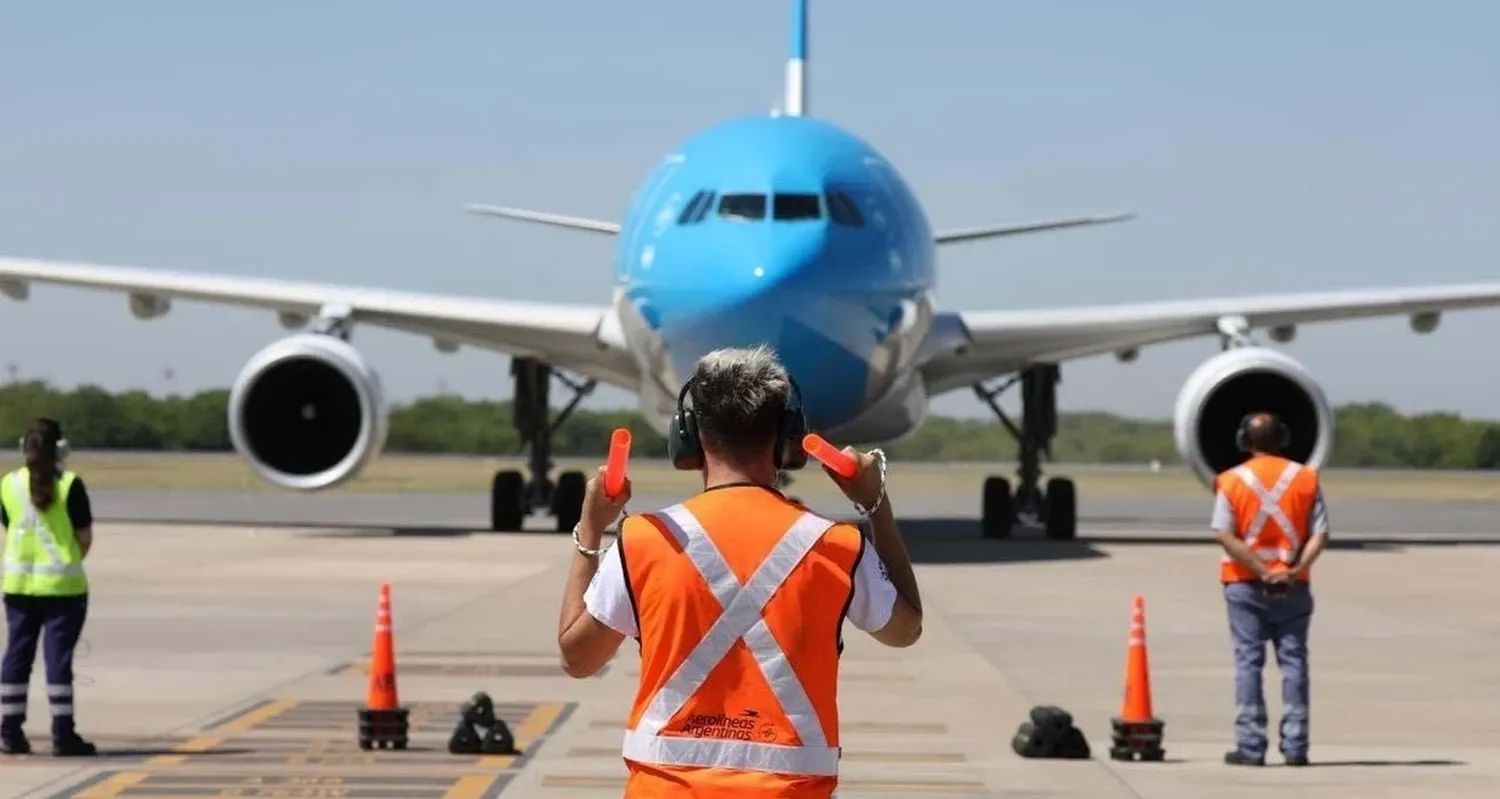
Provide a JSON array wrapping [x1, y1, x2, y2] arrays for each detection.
[[1108, 595, 1166, 762], [357, 582, 409, 751], [367, 582, 399, 709]]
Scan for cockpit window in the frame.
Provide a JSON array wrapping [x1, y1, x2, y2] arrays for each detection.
[[826, 191, 865, 227], [773, 193, 822, 221], [718, 193, 767, 221], [677, 191, 716, 225]]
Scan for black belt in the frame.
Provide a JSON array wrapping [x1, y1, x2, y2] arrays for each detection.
[[1253, 578, 1298, 599]]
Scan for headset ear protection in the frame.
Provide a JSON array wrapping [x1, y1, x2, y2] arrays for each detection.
[[1236, 412, 1290, 453], [18, 418, 70, 462], [667, 374, 809, 472]]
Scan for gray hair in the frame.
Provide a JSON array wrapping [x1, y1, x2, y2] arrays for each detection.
[[688, 344, 792, 460]]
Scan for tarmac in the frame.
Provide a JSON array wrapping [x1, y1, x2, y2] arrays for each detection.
[[1, 488, 1497, 798]]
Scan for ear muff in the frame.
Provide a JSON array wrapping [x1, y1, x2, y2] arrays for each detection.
[[776, 376, 809, 471], [1236, 414, 1290, 453], [19, 418, 70, 461], [667, 373, 810, 472], [18, 439, 71, 458], [667, 379, 703, 471]]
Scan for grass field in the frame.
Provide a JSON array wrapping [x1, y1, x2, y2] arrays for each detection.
[[1, 451, 1497, 501]]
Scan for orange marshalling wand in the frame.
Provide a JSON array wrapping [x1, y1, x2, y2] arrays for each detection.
[[802, 433, 857, 478], [605, 428, 632, 499]]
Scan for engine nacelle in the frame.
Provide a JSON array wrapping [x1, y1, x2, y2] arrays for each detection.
[[228, 334, 389, 491], [1173, 347, 1334, 488]]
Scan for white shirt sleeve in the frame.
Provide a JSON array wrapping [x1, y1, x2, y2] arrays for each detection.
[[1209, 490, 1236, 533], [845, 544, 898, 633], [1308, 486, 1330, 536], [583, 538, 639, 638]]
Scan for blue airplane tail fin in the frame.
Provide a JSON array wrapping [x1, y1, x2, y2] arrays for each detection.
[[784, 0, 807, 116]]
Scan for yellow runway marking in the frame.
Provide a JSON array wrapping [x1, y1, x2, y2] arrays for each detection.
[[476, 701, 568, 769], [515, 701, 567, 741], [144, 734, 222, 766], [218, 697, 299, 731], [444, 774, 499, 799], [476, 753, 519, 769], [72, 771, 148, 798]]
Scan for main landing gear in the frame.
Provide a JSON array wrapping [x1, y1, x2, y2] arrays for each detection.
[[490, 357, 598, 533], [973, 364, 1078, 541]]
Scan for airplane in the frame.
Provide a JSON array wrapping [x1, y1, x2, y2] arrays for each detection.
[[5, 0, 1500, 540]]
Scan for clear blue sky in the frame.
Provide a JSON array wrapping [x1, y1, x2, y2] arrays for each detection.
[[2, 0, 1498, 420]]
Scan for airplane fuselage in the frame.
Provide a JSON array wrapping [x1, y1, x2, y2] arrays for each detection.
[[611, 114, 939, 442]]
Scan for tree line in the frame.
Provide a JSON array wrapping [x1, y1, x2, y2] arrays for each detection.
[[3, 380, 1500, 469]]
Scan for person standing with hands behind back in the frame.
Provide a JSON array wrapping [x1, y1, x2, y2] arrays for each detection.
[[0, 418, 97, 757], [556, 345, 923, 798], [1211, 411, 1328, 768]]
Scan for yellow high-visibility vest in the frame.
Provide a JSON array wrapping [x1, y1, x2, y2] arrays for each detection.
[[1, 468, 88, 596]]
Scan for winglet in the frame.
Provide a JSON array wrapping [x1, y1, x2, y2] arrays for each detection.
[[933, 213, 1135, 246], [465, 204, 621, 235]]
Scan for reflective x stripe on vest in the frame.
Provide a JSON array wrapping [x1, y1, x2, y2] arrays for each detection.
[[1227, 460, 1304, 565], [2, 470, 85, 589], [622, 503, 841, 777]]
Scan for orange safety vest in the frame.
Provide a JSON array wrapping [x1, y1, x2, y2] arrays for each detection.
[[1216, 454, 1319, 584], [617, 486, 864, 798]]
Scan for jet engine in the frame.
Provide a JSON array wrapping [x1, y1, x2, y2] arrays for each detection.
[[1172, 347, 1334, 487], [228, 334, 389, 491]]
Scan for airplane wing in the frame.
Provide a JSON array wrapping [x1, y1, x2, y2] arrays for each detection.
[[0, 256, 639, 389], [920, 283, 1500, 395], [932, 213, 1134, 246]]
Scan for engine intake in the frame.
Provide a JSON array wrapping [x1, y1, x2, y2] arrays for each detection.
[[228, 334, 389, 491], [1172, 347, 1334, 487]]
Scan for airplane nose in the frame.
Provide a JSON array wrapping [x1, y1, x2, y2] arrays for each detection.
[[736, 227, 827, 292], [637, 224, 833, 328]]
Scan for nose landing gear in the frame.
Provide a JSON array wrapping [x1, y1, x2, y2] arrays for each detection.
[[974, 364, 1077, 541], [490, 357, 597, 533]]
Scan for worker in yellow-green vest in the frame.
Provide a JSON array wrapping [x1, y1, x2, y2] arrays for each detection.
[[1, 418, 96, 757]]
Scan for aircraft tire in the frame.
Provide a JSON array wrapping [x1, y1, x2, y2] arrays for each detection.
[[491, 469, 526, 532], [1043, 477, 1077, 540], [553, 470, 587, 533], [981, 476, 1013, 539]]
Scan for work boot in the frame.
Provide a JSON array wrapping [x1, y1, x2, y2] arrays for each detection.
[[1, 729, 31, 755], [1223, 750, 1264, 766], [51, 733, 96, 757], [1284, 753, 1309, 767]]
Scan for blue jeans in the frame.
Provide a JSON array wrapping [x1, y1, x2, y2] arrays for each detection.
[[1225, 580, 1312, 758]]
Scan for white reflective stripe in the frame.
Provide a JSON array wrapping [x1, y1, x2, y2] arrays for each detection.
[[49, 703, 73, 715], [622, 728, 840, 777], [46, 685, 71, 699], [0, 684, 25, 698], [1232, 462, 1304, 558], [3, 472, 81, 577], [4, 561, 84, 576], [628, 504, 837, 773], [0, 702, 25, 715]]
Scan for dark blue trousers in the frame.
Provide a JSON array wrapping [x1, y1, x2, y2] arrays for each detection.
[[1, 593, 88, 740]]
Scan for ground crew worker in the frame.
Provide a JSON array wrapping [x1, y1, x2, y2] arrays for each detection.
[[0, 418, 97, 757], [1211, 411, 1329, 768], [557, 345, 924, 798]]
